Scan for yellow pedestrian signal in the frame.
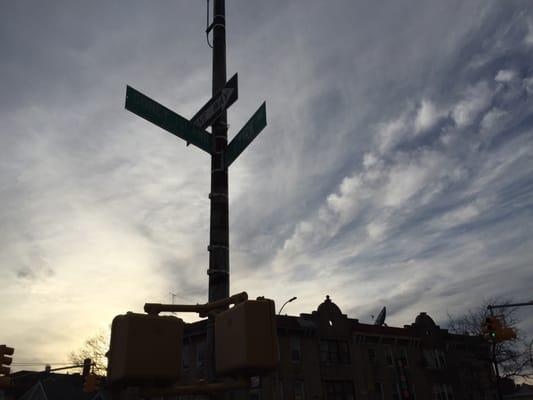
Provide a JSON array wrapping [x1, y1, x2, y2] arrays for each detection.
[[0, 345, 14, 376], [107, 312, 184, 385], [215, 298, 278, 376]]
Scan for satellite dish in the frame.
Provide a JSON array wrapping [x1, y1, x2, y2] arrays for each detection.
[[374, 307, 386, 326]]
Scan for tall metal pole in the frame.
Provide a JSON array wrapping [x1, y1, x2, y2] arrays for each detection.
[[207, 0, 228, 389], [208, 0, 229, 304]]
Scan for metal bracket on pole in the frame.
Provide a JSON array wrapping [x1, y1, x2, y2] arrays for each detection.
[[206, 14, 226, 34], [144, 291, 247, 317], [207, 268, 229, 276], [207, 244, 229, 251], [209, 192, 228, 200]]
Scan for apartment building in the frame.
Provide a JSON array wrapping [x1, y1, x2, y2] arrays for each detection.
[[181, 296, 497, 400]]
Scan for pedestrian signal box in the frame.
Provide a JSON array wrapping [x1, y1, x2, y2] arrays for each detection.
[[107, 312, 184, 385], [215, 298, 278, 376]]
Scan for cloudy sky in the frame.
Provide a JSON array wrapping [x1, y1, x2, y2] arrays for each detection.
[[1, 0, 533, 368]]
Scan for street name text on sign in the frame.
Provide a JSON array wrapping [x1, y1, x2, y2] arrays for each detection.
[[191, 73, 238, 130]]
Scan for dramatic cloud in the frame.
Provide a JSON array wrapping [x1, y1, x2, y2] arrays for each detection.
[[1, 0, 532, 369]]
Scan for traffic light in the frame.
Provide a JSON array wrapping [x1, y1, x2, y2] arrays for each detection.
[[83, 373, 100, 393], [0, 345, 14, 376], [482, 317, 517, 343], [482, 316, 501, 340], [0, 376, 12, 389]]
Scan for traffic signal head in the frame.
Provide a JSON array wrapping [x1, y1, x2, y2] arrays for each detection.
[[0, 376, 12, 389], [483, 317, 501, 340], [0, 345, 14, 376], [83, 373, 99, 393], [482, 317, 517, 343]]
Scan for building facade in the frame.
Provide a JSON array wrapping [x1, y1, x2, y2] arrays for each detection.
[[181, 296, 497, 400]]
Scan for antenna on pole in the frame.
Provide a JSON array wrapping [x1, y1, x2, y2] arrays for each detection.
[[169, 292, 178, 313]]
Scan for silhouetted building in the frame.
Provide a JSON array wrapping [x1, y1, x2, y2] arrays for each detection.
[[182, 296, 497, 400], [5, 371, 105, 400]]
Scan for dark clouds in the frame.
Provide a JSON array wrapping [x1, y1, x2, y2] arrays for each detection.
[[1, 0, 532, 367]]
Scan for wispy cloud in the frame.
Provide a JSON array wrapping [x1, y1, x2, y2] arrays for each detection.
[[1, 0, 532, 367]]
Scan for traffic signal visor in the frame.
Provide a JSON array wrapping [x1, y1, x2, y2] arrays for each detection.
[[0, 345, 14, 376]]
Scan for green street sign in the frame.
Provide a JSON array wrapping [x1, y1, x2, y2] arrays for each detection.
[[125, 85, 212, 154], [225, 102, 267, 168]]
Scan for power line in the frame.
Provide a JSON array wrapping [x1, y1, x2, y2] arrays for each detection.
[[12, 362, 73, 366]]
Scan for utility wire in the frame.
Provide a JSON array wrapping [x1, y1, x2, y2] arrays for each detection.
[[206, 0, 213, 48], [12, 362, 73, 366], [206, 0, 226, 49]]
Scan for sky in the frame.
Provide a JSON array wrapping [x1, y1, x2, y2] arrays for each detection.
[[1, 0, 533, 369]]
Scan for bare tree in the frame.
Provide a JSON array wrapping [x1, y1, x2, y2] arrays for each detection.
[[447, 298, 533, 383], [68, 329, 109, 376]]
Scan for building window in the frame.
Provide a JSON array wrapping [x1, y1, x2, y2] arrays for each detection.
[[294, 380, 305, 400], [325, 381, 354, 400], [368, 348, 377, 365], [374, 382, 384, 400], [395, 380, 416, 400], [353, 335, 366, 345], [399, 348, 409, 368], [249, 389, 261, 400], [424, 349, 447, 369], [197, 340, 206, 368], [433, 383, 454, 400], [320, 340, 350, 364], [249, 376, 262, 400], [392, 383, 400, 400], [182, 344, 190, 369], [384, 345, 394, 366], [436, 349, 447, 368], [290, 336, 301, 362]]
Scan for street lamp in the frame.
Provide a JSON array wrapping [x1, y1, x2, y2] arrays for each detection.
[[278, 296, 297, 315]]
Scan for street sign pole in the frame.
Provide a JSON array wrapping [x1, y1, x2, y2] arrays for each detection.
[[124, 2, 268, 391], [209, 0, 229, 303], [207, 0, 229, 390]]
